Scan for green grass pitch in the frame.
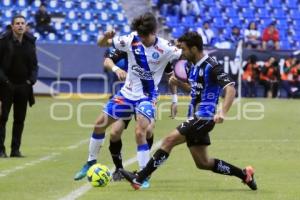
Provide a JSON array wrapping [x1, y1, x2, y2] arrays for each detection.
[[0, 97, 299, 200]]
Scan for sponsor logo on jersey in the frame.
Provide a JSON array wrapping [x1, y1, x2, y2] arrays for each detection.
[[132, 65, 154, 80], [152, 52, 160, 59]]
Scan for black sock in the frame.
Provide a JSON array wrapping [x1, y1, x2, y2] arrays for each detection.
[[146, 135, 154, 150], [109, 140, 123, 170], [137, 148, 169, 183], [212, 159, 246, 180]]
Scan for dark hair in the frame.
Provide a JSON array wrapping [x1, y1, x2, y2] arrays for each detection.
[[131, 12, 157, 36], [248, 21, 257, 30], [178, 31, 203, 51], [11, 14, 26, 25], [248, 54, 258, 64]]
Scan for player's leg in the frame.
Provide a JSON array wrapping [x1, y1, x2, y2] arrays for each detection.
[[120, 128, 186, 190], [74, 112, 116, 180], [109, 119, 127, 181], [146, 120, 155, 149], [186, 118, 257, 190], [189, 145, 257, 190]]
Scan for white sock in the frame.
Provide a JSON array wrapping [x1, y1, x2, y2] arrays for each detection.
[[88, 133, 105, 162], [137, 144, 150, 170]]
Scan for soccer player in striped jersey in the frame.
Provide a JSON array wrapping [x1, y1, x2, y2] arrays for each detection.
[[103, 47, 176, 182], [120, 32, 257, 191], [74, 12, 181, 188]]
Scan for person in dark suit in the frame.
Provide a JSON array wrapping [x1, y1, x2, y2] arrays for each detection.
[[0, 15, 38, 158]]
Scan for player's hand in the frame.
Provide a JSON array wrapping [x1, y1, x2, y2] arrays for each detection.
[[104, 30, 115, 39], [169, 75, 181, 86], [115, 69, 127, 81], [169, 102, 178, 119], [213, 111, 225, 124]]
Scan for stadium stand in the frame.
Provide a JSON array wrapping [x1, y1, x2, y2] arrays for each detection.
[[0, 0, 130, 44], [153, 0, 300, 50]]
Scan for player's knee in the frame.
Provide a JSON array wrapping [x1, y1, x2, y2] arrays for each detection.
[[161, 135, 176, 150], [195, 159, 210, 170], [110, 130, 122, 141]]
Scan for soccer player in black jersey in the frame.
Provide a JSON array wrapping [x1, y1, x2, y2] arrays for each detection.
[[120, 32, 257, 191]]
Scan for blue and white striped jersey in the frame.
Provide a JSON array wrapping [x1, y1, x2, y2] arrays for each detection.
[[112, 32, 181, 101]]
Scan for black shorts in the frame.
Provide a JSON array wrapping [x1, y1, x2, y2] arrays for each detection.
[[176, 116, 215, 147], [123, 118, 131, 129]]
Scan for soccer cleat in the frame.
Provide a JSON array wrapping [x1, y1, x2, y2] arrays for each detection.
[[112, 169, 124, 182], [74, 161, 96, 181], [140, 178, 150, 189], [243, 166, 257, 190], [119, 168, 142, 190]]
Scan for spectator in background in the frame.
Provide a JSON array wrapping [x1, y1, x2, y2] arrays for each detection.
[[226, 26, 243, 49], [281, 55, 300, 98], [262, 22, 279, 50], [259, 57, 280, 98], [242, 55, 259, 97], [196, 21, 215, 47], [214, 28, 231, 49], [244, 21, 261, 49], [180, 0, 200, 16], [34, 4, 56, 38], [157, 0, 181, 17]]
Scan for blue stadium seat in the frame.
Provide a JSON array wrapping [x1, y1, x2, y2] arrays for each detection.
[[203, 0, 215, 6], [253, 0, 265, 8], [64, 0, 73, 9], [171, 27, 185, 38], [242, 8, 255, 18], [121, 25, 131, 34], [209, 7, 222, 17], [289, 9, 300, 20], [219, 0, 232, 7], [80, 1, 89, 9], [83, 11, 92, 21], [286, 0, 298, 9], [226, 7, 238, 18], [269, 0, 282, 8], [236, 0, 248, 7], [181, 16, 195, 28], [257, 8, 270, 19], [280, 40, 292, 50], [16, 0, 26, 7], [2, 0, 12, 7], [165, 15, 179, 27], [47, 33, 57, 42], [213, 17, 226, 29], [277, 19, 288, 29], [95, 1, 105, 10], [273, 9, 286, 19], [229, 18, 242, 26]]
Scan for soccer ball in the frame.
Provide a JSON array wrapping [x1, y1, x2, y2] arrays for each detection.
[[87, 163, 111, 187], [174, 59, 188, 82]]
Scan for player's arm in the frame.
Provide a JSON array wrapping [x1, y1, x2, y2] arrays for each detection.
[[97, 30, 115, 47], [214, 84, 236, 123], [211, 64, 236, 123], [169, 75, 191, 92], [104, 57, 127, 81]]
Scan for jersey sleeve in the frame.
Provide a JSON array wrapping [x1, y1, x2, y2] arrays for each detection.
[[112, 33, 134, 52], [211, 64, 235, 88], [104, 48, 127, 63], [164, 62, 173, 75], [165, 43, 182, 64]]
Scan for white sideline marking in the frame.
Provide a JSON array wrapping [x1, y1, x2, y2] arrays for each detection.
[[66, 139, 89, 150], [0, 139, 89, 178], [0, 153, 60, 177], [58, 140, 163, 200]]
